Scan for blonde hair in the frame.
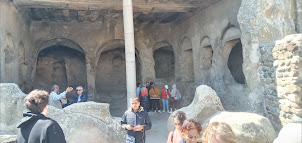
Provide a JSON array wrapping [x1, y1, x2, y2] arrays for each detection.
[[201, 122, 237, 143], [131, 96, 140, 102]]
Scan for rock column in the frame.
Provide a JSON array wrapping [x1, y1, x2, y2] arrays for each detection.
[[123, 0, 136, 108], [273, 34, 302, 125]]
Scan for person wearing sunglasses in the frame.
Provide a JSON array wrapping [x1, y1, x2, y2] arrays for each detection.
[[71, 86, 88, 104]]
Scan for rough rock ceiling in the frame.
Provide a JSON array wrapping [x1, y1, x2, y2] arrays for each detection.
[[14, 0, 221, 24]]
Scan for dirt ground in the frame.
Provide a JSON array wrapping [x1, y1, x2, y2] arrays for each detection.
[[145, 112, 171, 143]]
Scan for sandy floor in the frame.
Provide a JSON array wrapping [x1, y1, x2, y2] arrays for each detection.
[[145, 112, 171, 143]]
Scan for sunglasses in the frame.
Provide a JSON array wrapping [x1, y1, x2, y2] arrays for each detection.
[[76, 89, 82, 91]]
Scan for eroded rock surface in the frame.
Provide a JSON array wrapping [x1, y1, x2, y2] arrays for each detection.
[[0, 83, 125, 143], [167, 85, 224, 131], [273, 123, 302, 143], [202, 112, 277, 143]]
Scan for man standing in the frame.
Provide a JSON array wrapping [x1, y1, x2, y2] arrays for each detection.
[[49, 85, 73, 109], [71, 86, 88, 104], [16, 90, 66, 143], [121, 97, 152, 143]]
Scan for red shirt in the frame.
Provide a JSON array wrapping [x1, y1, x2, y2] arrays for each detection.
[[161, 87, 170, 99], [140, 88, 148, 97]]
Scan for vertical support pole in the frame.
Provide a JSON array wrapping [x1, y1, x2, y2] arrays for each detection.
[[123, 0, 136, 108]]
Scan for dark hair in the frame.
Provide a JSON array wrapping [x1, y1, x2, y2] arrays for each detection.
[[182, 119, 202, 134], [24, 90, 49, 113], [137, 83, 141, 87], [150, 82, 155, 86], [173, 111, 187, 124]]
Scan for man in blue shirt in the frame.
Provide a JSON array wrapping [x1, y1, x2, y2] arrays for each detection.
[[49, 85, 73, 109], [71, 86, 88, 104]]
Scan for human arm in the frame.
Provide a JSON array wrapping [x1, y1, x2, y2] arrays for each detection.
[[121, 112, 134, 130], [167, 131, 173, 143], [51, 91, 67, 101], [81, 94, 88, 102], [144, 112, 152, 131]]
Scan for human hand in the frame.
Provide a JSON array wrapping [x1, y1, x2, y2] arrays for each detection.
[[66, 86, 73, 92], [125, 125, 134, 130], [134, 125, 144, 131], [77, 99, 81, 103]]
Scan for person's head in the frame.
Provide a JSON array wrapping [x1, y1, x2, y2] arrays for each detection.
[[24, 90, 49, 116], [150, 82, 155, 87], [173, 111, 187, 131], [201, 122, 237, 143], [172, 84, 176, 89], [146, 82, 150, 86], [165, 85, 169, 89], [51, 85, 59, 93], [182, 119, 202, 143], [130, 97, 140, 111], [76, 86, 84, 95], [137, 83, 141, 88]]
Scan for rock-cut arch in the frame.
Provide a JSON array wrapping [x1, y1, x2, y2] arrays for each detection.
[[179, 37, 194, 81], [153, 41, 175, 79], [222, 26, 245, 84], [34, 39, 87, 98], [95, 39, 141, 116], [37, 38, 85, 56], [200, 36, 213, 70]]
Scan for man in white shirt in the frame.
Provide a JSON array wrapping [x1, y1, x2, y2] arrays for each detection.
[[49, 85, 73, 109]]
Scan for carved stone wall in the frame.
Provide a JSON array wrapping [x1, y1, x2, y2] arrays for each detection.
[[273, 34, 302, 125]]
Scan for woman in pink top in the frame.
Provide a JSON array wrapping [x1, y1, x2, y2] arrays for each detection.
[[167, 111, 187, 143]]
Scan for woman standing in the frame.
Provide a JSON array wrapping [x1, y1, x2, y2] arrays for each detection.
[[170, 84, 180, 112], [161, 84, 171, 113], [167, 111, 187, 143]]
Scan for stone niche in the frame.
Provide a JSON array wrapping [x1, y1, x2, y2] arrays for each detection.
[[33, 45, 87, 100], [154, 46, 175, 79], [95, 48, 141, 117], [273, 34, 302, 125], [228, 41, 245, 84]]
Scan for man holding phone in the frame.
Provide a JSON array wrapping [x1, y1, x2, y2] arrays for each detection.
[[121, 97, 152, 143]]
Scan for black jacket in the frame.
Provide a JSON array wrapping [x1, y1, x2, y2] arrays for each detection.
[[16, 110, 66, 143], [121, 106, 152, 143]]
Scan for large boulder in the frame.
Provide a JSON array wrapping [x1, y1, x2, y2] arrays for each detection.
[[0, 83, 126, 143], [48, 103, 126, 143], [0, 135, 17, 143], [202, 112, 277, 143], [273, 123, 302, 143], [167, 85, 224, 131], [0, 83, 26, 134]]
